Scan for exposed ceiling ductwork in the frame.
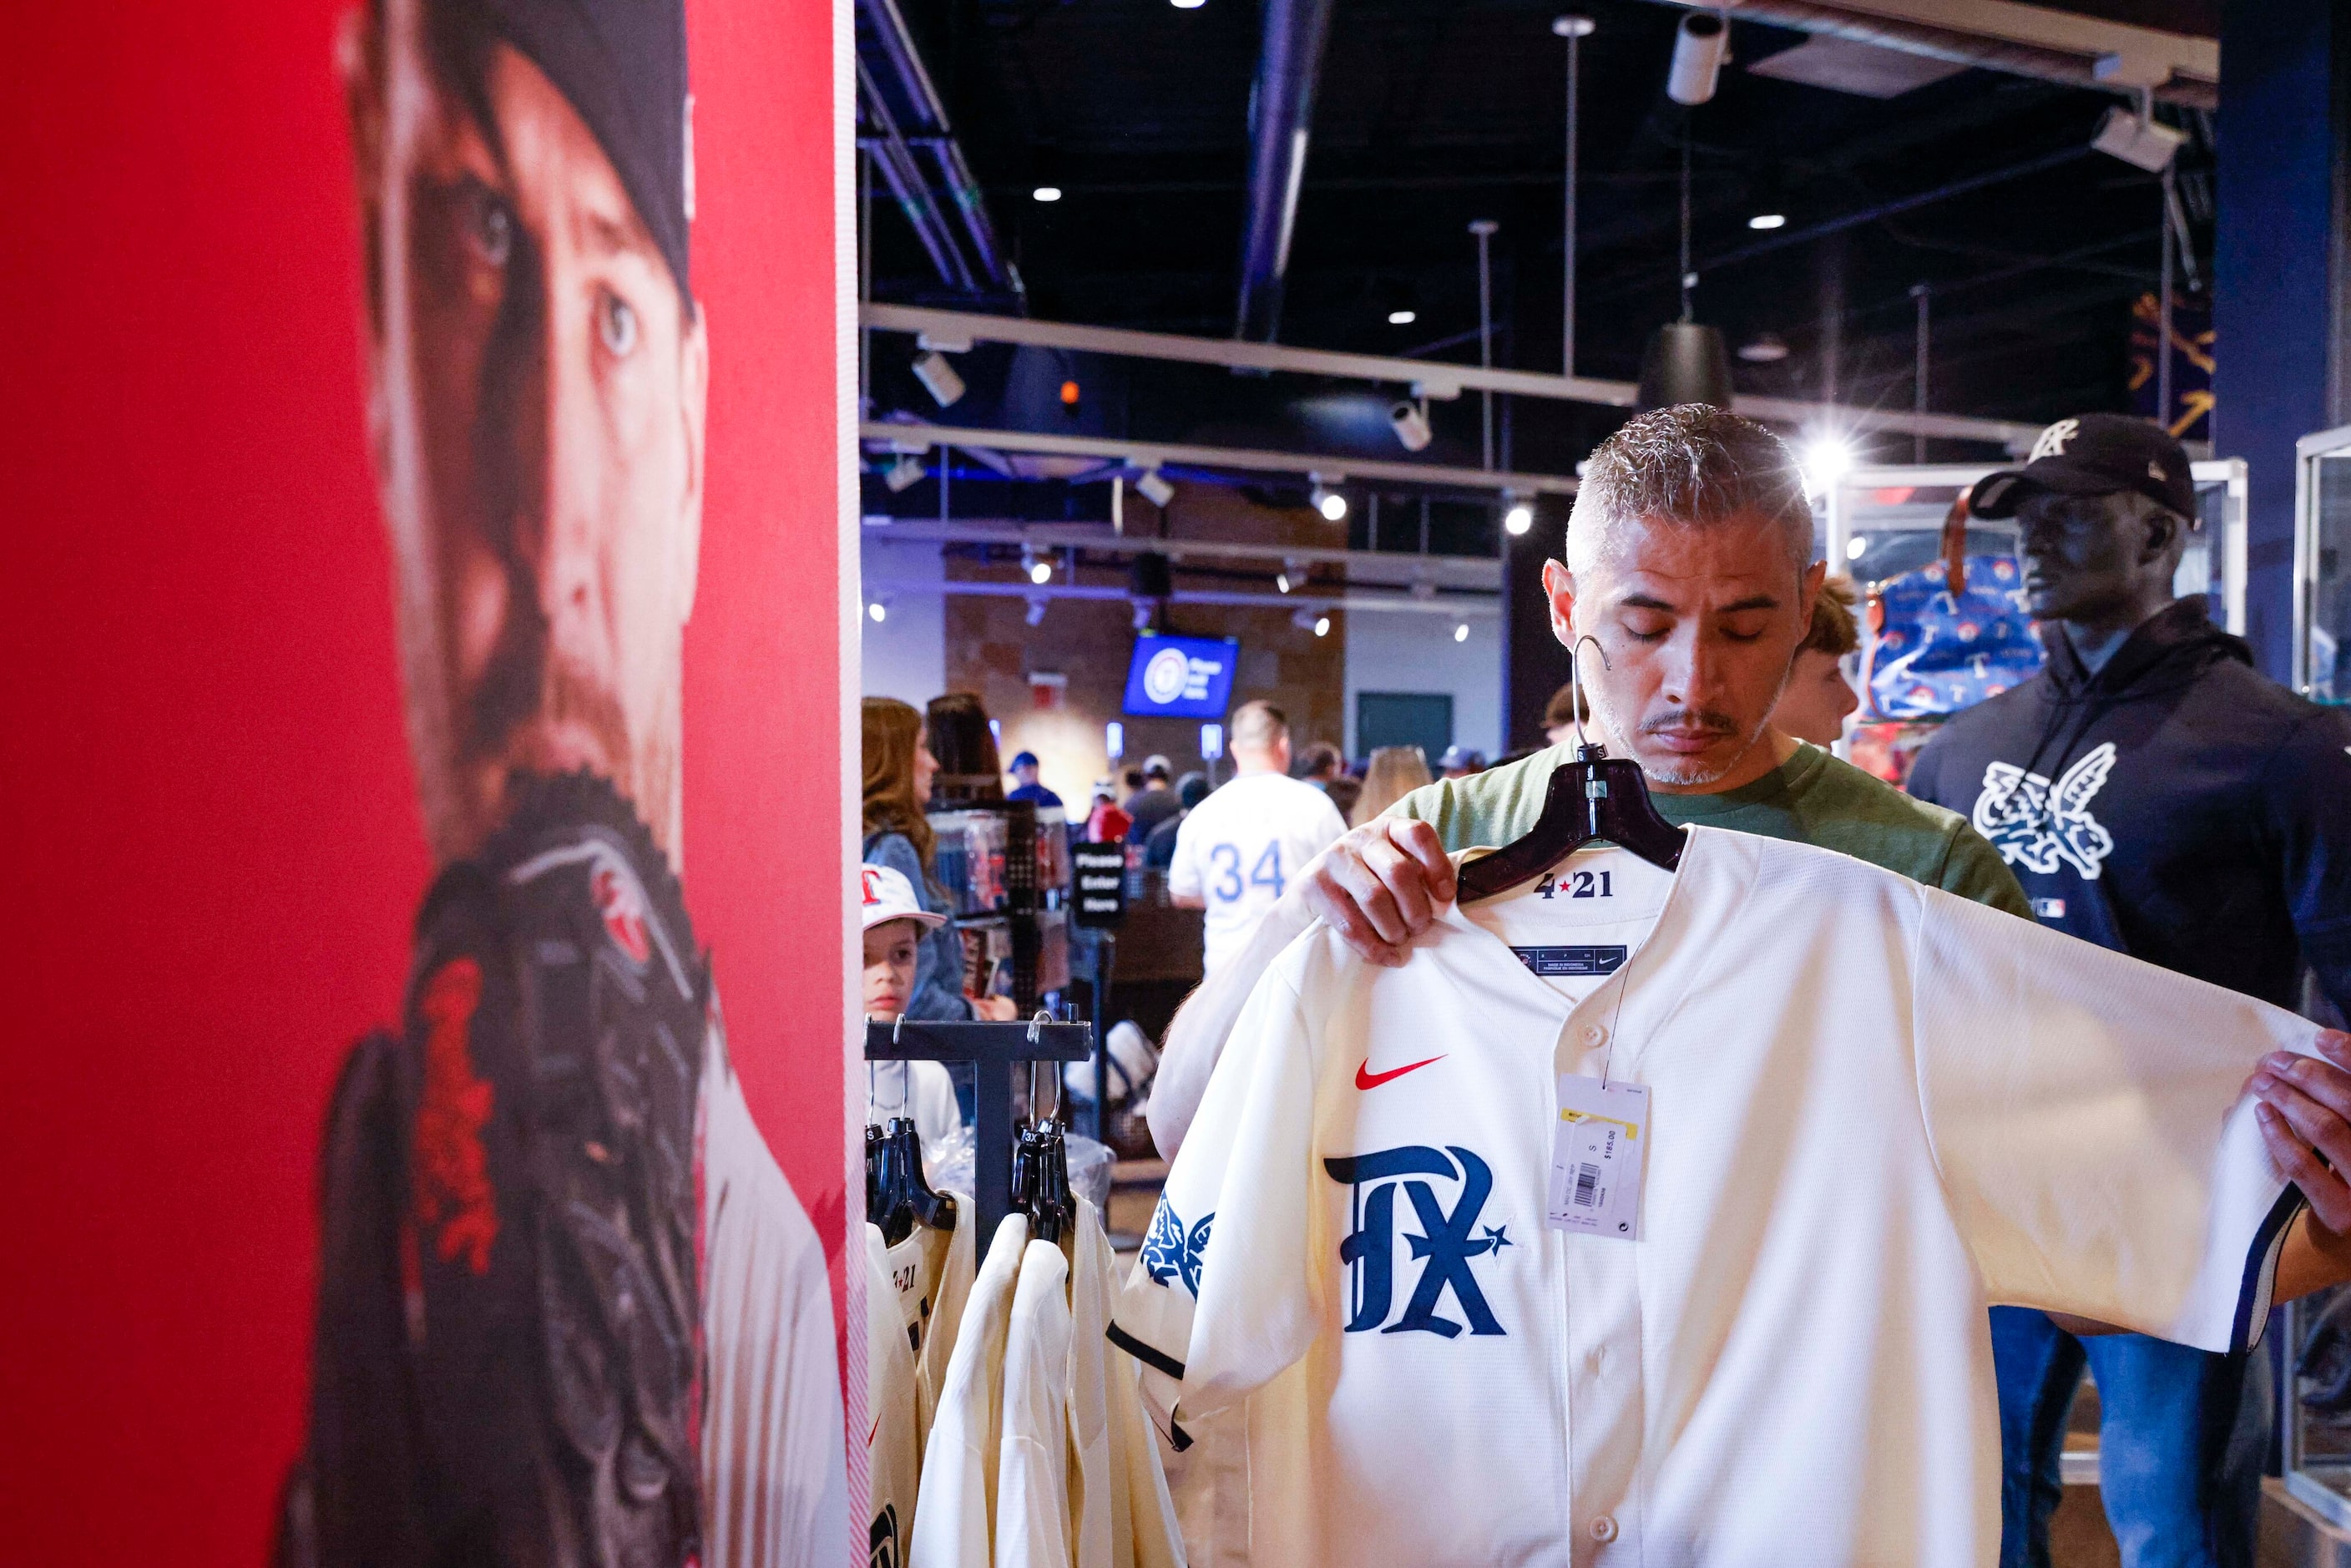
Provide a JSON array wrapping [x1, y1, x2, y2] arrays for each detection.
[[855, 0, 1022, 303], [1637, 0, 2217, 109], [1234, 0, 1337, 341]]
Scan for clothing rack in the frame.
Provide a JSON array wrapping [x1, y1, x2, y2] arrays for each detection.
[[865, 1016, 1095, 1241]]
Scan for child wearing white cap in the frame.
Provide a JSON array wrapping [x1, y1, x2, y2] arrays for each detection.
[[862, 863, 967, 1149]]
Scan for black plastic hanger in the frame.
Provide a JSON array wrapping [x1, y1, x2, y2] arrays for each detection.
[[1457, 637, 1685, 904], [889, 1116, 957, 1234]]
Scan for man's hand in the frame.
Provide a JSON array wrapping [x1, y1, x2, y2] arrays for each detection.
[[2252, 1029, 2351, 1230], [1297, 817, 1458, 967], [2252, 1029, 2351, 1303]]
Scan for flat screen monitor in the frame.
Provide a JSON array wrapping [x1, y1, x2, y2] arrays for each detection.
[[1121, 634, 1239, 720]]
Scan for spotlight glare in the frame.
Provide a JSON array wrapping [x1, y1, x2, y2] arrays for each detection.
[[868, 600, 887, 623], [1032, 185, 1063, 202], [1312, 486, 1348, 522], [1276, 571, 1292, 594], [1845, 534, 1868, 562], [1171, 0, 1206, 8], [1747, 212, 1787, 231], [1504, 501, 1534, 535], [1388, 309, 1417, 325], [1802, 436, 1857, 493], [1313, 615, 1332, 638], [1029, 559, 1053, 585], [1454, 622, 1470, 643]]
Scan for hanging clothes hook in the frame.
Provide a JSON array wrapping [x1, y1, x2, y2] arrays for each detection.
[[1569, 634, 1612, 751]]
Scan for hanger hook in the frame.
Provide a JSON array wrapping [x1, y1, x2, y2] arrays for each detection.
[[893, 1010, 908, 1046], [1568, 634, 1612, 751]]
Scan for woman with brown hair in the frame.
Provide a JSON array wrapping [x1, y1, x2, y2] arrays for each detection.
[[862, 697, 1018, 1024], [1350, 744, 1435, 827]]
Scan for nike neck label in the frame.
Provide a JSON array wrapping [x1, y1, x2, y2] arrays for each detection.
[[1509, 945, 1628, 977], [1357, 1054, 1446, 1090]]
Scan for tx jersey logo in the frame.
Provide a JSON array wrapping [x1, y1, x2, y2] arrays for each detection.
[[1140, 1196, 1213, 1297], [1971, 741, 2118, 881], [1326, 1146, 1509, 1339]]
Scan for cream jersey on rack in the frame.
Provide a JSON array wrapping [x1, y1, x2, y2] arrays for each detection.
[[1167, 772, 1347, 975], [912, 1213, 1030, 1568], [1114, 829, 2319, 1568], [867, 1200, 978, 1565]]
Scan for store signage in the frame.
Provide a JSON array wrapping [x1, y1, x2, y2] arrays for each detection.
[[1071, 842, 1128, 928]]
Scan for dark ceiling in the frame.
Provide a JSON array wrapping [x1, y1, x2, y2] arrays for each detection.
[[863, 0, 2212, 470]]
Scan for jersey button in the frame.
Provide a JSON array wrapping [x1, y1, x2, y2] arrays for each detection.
[[1580, 1024, 1607, 1047], [1589, 1515, 1619, 1543]]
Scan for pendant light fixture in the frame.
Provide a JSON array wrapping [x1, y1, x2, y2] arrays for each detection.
[[1636, 66, 1733, 412]]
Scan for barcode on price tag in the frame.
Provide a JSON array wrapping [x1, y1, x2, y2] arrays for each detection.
[[1548, 1074, 1649, 1240]]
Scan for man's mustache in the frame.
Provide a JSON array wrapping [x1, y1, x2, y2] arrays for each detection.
[[1637, 710, 1741, 739]]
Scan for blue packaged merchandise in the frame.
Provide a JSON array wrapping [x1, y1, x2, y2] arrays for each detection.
[[1865, 552, 2044, 720]]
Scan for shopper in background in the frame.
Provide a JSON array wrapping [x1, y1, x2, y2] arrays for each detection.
[[1908, 414, 2351, 1568], [1542, 683, 1589, 747], [1294, 741, 1343, 789], [1144, 772, 1210, 872], [923, 692, 1004, 806], [1322, 771, 1363, 824], [862, 698, 1019, 1025], [1769, 576, 1863, 746], [1005, 750, 1064, 810], [859, 862, 965, 1149], [1436, 744, 1486, 779], [1349, 744, 1435, 827], [1084, 780, 1133, 844], [1124, 755, 1181, 843], [1119, 767, 1146, 807], [1168, 700, 1347, 975]]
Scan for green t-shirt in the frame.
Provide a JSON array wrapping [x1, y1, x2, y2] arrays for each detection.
[[1393, 741, 2031, 917]]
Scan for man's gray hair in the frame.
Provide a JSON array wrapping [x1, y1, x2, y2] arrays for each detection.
[[1565, 404, 1815, 575]]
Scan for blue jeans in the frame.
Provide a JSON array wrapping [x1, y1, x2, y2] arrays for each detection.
[[1991, 1307, 2267, 1568]]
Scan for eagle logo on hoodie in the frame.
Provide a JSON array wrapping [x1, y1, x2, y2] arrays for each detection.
[[1971, 741, 2119, 880]]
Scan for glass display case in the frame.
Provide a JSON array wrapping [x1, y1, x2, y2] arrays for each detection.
[[2297, 427, 2351, 704]]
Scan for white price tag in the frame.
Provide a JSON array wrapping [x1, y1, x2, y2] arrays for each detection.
[[1547, 1075, 1650, 1240]]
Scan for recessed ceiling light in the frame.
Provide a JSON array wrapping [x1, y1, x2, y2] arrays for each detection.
[[1748, 212, 1787, 230], [1171, 0, 1206, 8], [1388, 309, 1417, 325], [1032, 185, 1063, 203], [1737, 332, 1790, 364]]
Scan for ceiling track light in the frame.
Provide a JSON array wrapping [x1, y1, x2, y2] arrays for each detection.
[[1032, 185, 1063, 202], [1025, 595, 1049, 626], [1022, 543, 1053, 585], [867, 599, 888, 624], [1747, 212, 1787, 231], [1666, 11, 1727, 106], [1308, 473, 1348, 522], [1313, 615, 1332, 638], [883, 453, 927, 493], [1454, 621, 1471, 642], [1135, 467, 1176, 508], [1503, 492, 1535, 536], [911, 348, 965, 407], [1389, 397, 1433, 453]]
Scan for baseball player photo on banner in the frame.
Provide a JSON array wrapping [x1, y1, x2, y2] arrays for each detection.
[[279, 0, 854, 1561]]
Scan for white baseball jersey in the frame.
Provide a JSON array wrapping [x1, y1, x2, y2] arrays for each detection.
[[867, 1203, 978, 1565], [1115, 829, 2318, 1568], [997, 1240, 1078, 1568], [700, 1029, 851, 1568], [868, 1224, 926, 1568], [911, 1213, 1030, 1567], [1168, 772, 1347, 975]]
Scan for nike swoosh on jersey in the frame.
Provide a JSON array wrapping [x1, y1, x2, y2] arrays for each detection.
[[1356, 1055, 1447, 1090]]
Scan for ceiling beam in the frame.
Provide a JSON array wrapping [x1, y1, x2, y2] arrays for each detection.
[[864, 302, 2045, 446]]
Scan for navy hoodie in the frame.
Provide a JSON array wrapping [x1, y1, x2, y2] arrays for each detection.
[[1908, 598, 2351, 1017]]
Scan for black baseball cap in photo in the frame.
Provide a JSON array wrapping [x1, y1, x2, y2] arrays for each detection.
[[475, 0, 694, 305], [1968, 413, 2195, 521]]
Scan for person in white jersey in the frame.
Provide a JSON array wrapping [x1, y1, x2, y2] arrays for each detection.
[[1167, 700, 1347, 975]]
